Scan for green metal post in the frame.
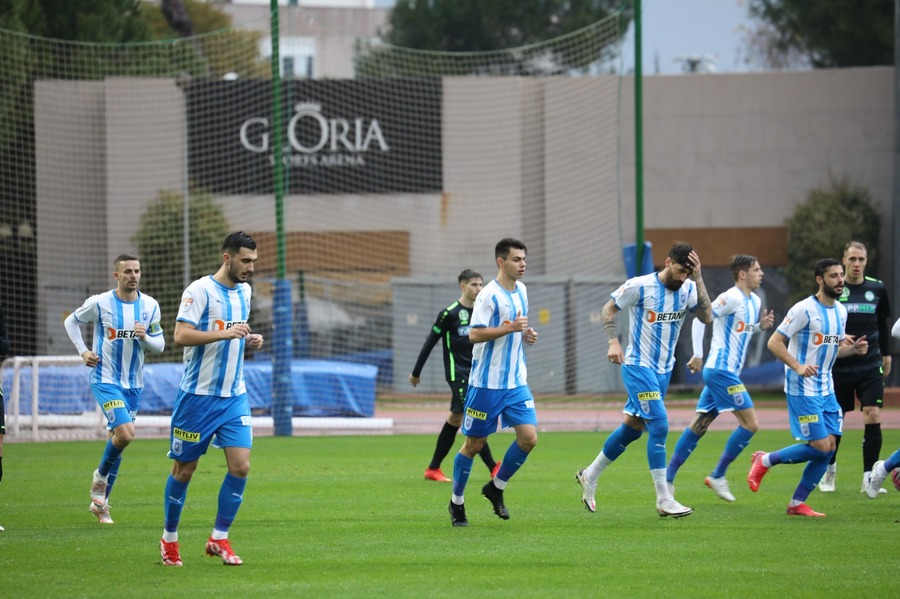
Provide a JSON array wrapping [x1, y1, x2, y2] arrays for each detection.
[[634, 0, 645, 272]]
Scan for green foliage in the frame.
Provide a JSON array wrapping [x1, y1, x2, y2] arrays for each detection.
[[140, 0, 268, 79], [131, 189, 230, 360], [746, 0, 893, 68], [358, 1, 631, 76], [3, 430, 900, 596], [784, 175, 881, 304]]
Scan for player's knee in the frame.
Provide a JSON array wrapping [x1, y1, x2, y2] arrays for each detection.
[[447, 413, 463, 427], [518, 435, 537, 453]]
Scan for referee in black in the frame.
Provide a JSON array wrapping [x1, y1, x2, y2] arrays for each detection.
[[819, 241, 892, 493]]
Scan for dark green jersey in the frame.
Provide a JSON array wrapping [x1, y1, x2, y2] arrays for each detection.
[[411, 300, 473, 383], [834, 276, 891, 373]]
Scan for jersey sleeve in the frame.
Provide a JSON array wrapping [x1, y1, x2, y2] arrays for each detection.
[[777, 303, 809, 339], [176, 281, 205, 326], [71, 295, 100, 324], [711, 289, 739, 319], [411, 309, 446, 376], [610, 279, 640, 310], [470, 290, 496, 328]]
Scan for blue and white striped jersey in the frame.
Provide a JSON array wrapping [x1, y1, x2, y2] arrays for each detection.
[[469, 278, 528, 390], [777, 295, 847, 397], [176, 275, 252, 397], [612, 272, 698, 374], [702, 286, 762, 375], [71, 290, 163, 389]]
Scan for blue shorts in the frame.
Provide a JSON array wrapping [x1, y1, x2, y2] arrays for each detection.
[[696, 368, 754, 415], [91, 383, 141, 431], [786, 393, 843, 441], [622, 365, 672, 422], [461, 385, 537, 438], [168, 390, 252, 462]]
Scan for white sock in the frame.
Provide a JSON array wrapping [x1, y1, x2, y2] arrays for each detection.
[[493, 478, 507, 490], [211, 529, 228, 541], [584, 451, 613, 483], [874, 462, 888, 478], [788, 499, 802, 507], [761, 453, 772, 468], [451, 494, 464, 505], [651, 468, 671, 500], [162, 530, 178, 543], [826, 463, 836, 474]]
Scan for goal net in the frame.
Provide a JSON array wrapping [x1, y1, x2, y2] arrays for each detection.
[[0, 6, 628, 438]]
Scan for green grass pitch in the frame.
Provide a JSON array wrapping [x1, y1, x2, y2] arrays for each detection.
[[1, 429, 898, 597]]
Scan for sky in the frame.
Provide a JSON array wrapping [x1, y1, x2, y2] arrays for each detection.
[[371, 0, 755, 75], [621, 0, 754, 74]]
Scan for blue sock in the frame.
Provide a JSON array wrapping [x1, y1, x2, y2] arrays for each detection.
[[214, 473, 247, 532], [885, 449, 900, 472], [602, 424, 643, 461], [105, 455, 122, 499], [452, 453, 474, 498], [769, 443, 820, 466], [792, 449, 832, 503], [667, 428, 700, 483], [164, 475, 190, 533], [98, 438, 124, 477], [495, 441, 530, 482], [711, 426, 754, 479], [644, 418, 669, 470]]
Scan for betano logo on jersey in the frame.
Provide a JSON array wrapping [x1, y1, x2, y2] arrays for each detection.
[[812, 333, 840, 346], [214, 319, 248, 331], [646, 310, 685, 324], [106, 327, 139, 340], [734, 321, 758, 334]]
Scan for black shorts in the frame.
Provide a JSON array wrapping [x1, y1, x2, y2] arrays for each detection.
[[447, 379, 468, 414], [834, 367, 884, 413]]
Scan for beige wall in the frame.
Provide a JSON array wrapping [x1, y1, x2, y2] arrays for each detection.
[[34, 68, 895, 352]]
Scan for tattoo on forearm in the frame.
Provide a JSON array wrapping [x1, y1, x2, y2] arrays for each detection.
[[603, 320, 617, 340]]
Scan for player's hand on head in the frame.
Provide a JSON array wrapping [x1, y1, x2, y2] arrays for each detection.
[[687, 251, 702, 279]]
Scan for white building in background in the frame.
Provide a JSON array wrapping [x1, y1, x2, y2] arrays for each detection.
[[218, 0, 390, 78]]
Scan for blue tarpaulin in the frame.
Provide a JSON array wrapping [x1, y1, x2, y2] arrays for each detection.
[[1, 360, 377, 417]]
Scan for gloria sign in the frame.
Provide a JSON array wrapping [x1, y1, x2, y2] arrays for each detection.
[[187, 79, 442, 194]]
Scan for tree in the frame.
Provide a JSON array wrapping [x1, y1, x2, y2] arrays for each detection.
[[368, 0, 631, 75], [742, 0, 894, 69], [784, 175, 881, 305], [140, 0, 268, 79], [131, 189, 231, 361]]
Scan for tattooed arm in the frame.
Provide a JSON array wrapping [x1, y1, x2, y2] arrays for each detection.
[[687, 250, 713, 324], [602, 299, 625, 365]]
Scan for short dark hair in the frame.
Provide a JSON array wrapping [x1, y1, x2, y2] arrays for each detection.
[[458, 269, 482, 284], [114, 253, 139, 267], [495, 237, 527, 260], [667, 242, 693, 272], [814, 258, 842, 279], [730, 254, 758, 281], [223, 231, 256, 254]]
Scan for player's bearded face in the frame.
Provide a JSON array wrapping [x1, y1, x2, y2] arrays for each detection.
[[663, 263, 690, 291], [820, 267, 844, 299]]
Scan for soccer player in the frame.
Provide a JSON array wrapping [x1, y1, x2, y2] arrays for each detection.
[[863, 315, 900, 498], [576, 242, 713, 518], [666, 255, 775, 501], [409, 269, 499, 483], [819, 241, 892, 493], [0, 303, 9, 532], [748, 258, 868, 517], [448, 238, 538, 526], [159, 232, 264, 567], [64, 255, 165, 525]]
